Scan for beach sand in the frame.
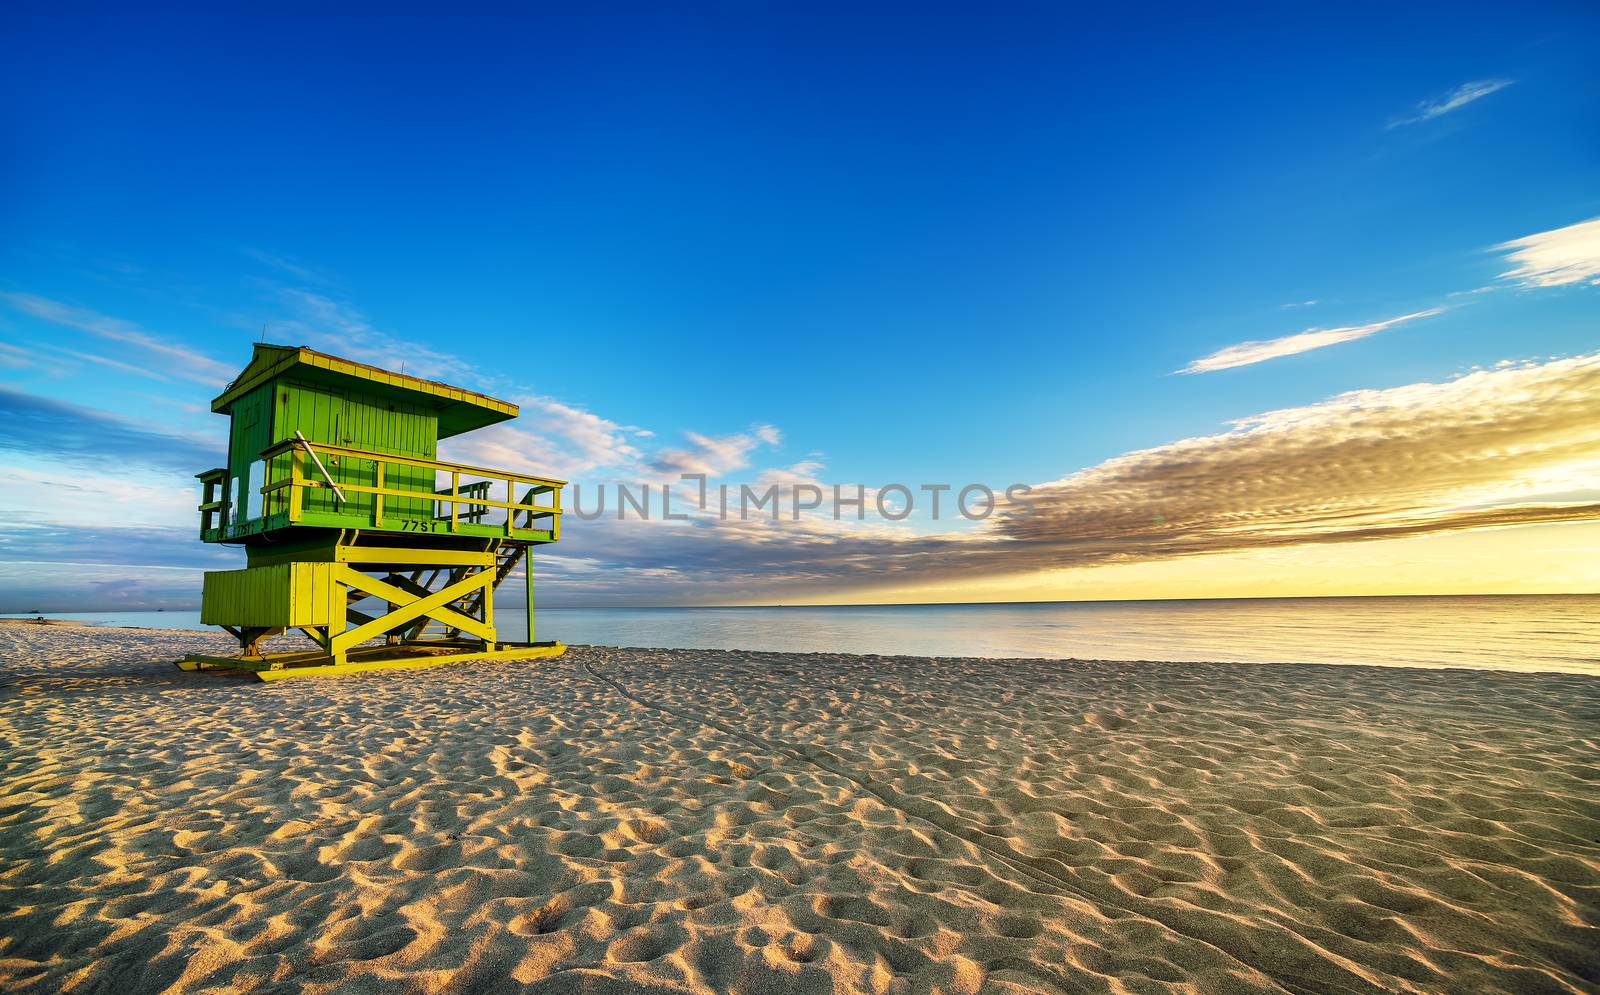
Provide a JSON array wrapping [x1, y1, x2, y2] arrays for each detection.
[[1, 622, 1596, 993]]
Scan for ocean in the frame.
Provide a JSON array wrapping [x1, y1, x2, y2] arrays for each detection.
[[7, 594, 1598, 675]]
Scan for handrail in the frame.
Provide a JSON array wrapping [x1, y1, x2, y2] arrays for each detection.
[[294, 430, 347, 504], [264, 476, 560, 518], [253, 437, 562, 538], [259, 438, 566, 489]]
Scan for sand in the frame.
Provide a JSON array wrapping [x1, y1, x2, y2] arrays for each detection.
[[1, 623, 1596, 994]]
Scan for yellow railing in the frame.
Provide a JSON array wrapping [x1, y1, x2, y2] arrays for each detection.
[[257, 438, 563, 539]]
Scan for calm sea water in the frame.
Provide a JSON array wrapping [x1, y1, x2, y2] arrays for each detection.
[[7, 595, 1598, 675]]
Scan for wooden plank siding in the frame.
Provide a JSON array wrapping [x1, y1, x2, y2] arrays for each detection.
[[201, 562, 337, 628], [225, 384, 275, 533], [205, 344, 558, 546], [271, 381, 439, 522]]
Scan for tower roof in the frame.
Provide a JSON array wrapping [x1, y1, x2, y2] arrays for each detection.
[[211, 343, 517, 438]]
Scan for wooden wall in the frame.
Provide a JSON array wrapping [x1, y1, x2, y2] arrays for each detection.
[[228, 378, 443, 528]]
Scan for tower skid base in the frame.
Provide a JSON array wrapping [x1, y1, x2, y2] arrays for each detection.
[[177, 640, 566, 682]]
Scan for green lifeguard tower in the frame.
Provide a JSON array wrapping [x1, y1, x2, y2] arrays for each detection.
[[178, 344, 565, 680]]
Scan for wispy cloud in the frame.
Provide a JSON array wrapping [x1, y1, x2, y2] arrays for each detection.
[[1389, 78, 1513, 128], [0, 520, 227, 570], [39, 343, 175, 382], [755, 459, 827, 491], [268, 284, 792, 486], [1179, 308, 1443, 374], [0, 386, 220, 472], [0, 463, 202, 534], [651, 425, 783, 476], [272, 288, 491, 389], [443, 397, 646, 480], [0, 293, 233, 384], [0, 341, 72, 374], [1493, 216, 1600, 288], [242, 247, 337, 286]]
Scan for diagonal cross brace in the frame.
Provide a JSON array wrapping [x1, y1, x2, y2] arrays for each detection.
[[333, 565, 495, 652]]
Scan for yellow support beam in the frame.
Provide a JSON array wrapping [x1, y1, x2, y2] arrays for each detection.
[[178, 641, 566, 681], [243, 545, 498, 568], [334, 546, 495, 567], [258, 643, 565, 680], [332, 564, 495, 650]]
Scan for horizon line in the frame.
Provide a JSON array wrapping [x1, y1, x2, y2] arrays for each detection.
[[10, 589, 1598, 616]]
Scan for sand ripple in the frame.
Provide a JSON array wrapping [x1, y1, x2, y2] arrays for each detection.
[[1, 623, 1596, 993]]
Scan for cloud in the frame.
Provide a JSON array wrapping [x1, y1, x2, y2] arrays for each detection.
[[1389, 78, 1513, 128], [651, 425, 782, 476], [542, 351, 1600, 603], [242, 247, 336, 286], [13, 279, 1594, 609], [267, 285, 796, 489], [755, 459, 826, 491], [272, 289, 492, 389], [0, 558, 214, 613], [1179, 308, 1443, 374], [1001, 352, 1600, 566], [0, 341, 73, 374], [8, 349, 1598, 608], [39, 342, 176, 382], [0, 521, 228, 571], [442, 396, 644, 480], [0, 293, 233, 384], [0, 459, 202, 531], [533, 398, 649, 471], [0, 386, 221, 472], [1493, 217, 1600, 288]]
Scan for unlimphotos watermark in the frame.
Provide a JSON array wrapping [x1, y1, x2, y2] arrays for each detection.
[[568, 474, 1037, 522]]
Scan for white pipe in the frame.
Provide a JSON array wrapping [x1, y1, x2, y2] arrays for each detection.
[[295, 430, 347, 504]]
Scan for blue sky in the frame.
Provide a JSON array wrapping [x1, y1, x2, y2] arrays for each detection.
[[2, 5, 1598, 609]]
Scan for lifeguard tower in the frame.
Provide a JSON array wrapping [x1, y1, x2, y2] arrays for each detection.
[[178, 344, 565, 680]]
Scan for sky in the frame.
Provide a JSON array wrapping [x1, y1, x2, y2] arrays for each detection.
[[1, 4, 1597, 610]]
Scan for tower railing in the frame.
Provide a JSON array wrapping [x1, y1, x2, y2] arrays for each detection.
[[206, 438, 565, 541]]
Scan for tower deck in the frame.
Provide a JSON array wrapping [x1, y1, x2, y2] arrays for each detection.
[[198, 438, 562, 547]]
